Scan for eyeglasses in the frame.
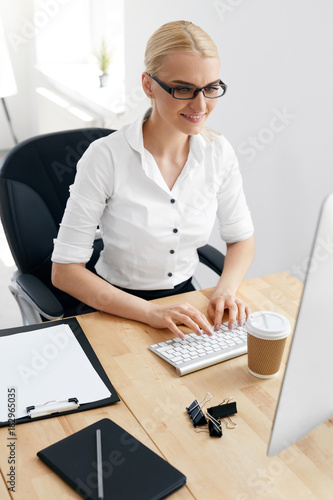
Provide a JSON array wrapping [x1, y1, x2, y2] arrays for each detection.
[[148, 74, 227, 100]]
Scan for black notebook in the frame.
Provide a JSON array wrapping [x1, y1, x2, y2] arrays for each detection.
[[37, 418, 186, 500]]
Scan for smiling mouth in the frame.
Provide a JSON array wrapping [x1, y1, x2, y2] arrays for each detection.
[[181, 113, 205, 121]]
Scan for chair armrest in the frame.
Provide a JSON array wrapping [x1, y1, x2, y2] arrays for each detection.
[[197, 244, 225, 276], [15, 273, 64, 320]]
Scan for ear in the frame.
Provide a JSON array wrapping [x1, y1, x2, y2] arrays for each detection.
[[142, 72, 153, 99]]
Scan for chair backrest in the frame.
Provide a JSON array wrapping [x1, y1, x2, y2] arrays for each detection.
[[0, 128, 114, 297]]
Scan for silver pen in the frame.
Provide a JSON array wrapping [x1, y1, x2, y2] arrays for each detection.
[[96, 429, 104, 500]]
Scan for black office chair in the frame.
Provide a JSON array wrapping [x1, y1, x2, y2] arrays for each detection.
[[0, 128, 225, 325]]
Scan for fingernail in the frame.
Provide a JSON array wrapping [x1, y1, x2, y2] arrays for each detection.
[[208, 327, 215, 336], [229, 323, 234, 331], [197, 329, 202, 336], [238, 319, 243, 327], [215, 324, 220, 331]]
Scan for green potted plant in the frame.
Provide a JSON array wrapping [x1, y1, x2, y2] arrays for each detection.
[[96, 39, 113, 87]]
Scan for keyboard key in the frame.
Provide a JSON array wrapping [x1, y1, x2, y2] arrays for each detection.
[[156, 346, 172, 354], [171, 356, 183, 363], [163, 352, 175, 360]]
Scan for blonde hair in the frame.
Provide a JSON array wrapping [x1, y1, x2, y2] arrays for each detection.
[[144, 20, 219, 75]]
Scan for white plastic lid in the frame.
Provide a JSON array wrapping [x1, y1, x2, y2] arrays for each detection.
[[245, 311, 290, 340]]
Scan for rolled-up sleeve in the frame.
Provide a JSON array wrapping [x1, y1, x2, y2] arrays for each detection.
[[216, 137, 254, 243], [51, 141, 113, 264]]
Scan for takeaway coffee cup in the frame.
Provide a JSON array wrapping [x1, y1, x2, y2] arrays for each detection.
[[245, 311, 291, 378]]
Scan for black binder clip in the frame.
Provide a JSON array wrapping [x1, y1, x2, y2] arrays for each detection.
[[207, 397, 237, 419], [207, 413, 223, 437], [194, 411, 223, 438], [207, 397, 238, 429], [186, 392, 212, 427]]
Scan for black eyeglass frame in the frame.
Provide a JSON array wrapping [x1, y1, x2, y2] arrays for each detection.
[[148, 74, 227, 100]]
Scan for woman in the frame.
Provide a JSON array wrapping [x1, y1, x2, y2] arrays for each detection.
[[52, 20, 255, 339]]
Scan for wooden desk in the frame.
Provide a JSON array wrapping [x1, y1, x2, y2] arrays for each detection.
[[1, 272, 332, 500]]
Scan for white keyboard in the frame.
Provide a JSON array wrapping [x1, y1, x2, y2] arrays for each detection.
[[149, 322, 247, 376]]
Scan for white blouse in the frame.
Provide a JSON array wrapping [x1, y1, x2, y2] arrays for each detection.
[[52, 109, 254, 290]]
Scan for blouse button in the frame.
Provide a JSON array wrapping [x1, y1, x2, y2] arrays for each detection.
[[168, 272, 173, 277], [173, 228, 178, 233], [170, 198, 176, 204], [170, 250, 175, 254]]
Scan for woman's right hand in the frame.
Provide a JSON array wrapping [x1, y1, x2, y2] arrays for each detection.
[[146, 302, 214, 339], [52, 263, 213, 339]]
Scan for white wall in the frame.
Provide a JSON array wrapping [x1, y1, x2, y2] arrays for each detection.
[[1, 0, 333, 284], [0, 0, 38, 149], [124, 0, 333, 282]]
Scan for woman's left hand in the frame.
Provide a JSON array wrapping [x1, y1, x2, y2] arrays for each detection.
[[207, 291, 250, 332]]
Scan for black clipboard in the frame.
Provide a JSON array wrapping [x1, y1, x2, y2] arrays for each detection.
[[0, 317, 120, 426]]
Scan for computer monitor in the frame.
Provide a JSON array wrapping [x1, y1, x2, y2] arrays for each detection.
[[267, 192, 333, 456]]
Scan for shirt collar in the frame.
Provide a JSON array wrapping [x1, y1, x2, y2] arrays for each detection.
[[124, 107, 207, 163], [189, 133, 206, 164], [124, 108, 151, 155]]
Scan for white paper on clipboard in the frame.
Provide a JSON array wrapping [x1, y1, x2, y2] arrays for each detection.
[[0, 323, 111, 421]]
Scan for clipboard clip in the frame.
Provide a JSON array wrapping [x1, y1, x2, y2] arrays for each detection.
[[26, 398, 79, 418]]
